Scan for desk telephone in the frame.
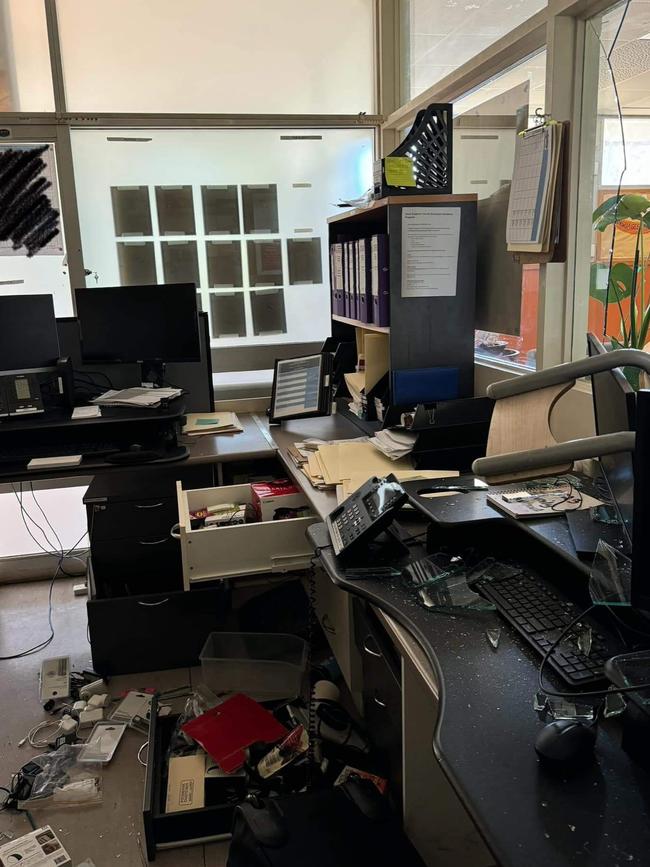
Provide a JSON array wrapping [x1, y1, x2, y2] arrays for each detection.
[[326, 474, 408, 557]]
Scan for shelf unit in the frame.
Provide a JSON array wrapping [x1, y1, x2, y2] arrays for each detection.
[[328, 194, 478, 409], [332, 314, 390, 334]]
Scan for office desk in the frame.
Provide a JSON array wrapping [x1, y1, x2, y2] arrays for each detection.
[[308, 519, 650, 867], [0, 412, 275, 483], [268, 417, 650, 867]]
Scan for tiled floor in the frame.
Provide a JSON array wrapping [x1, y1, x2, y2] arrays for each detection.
[[0, 577, 229, 866]]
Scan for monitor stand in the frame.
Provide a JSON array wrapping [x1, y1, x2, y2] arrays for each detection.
[[140, 360, 166, 389]]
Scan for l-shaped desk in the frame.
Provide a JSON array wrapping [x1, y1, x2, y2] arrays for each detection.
[[270, 413, 650, 867], [3, 407, 649, 866]]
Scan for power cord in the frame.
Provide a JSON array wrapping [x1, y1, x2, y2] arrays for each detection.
[[0, 526, 88, 661], [538, 602, 650, 700]]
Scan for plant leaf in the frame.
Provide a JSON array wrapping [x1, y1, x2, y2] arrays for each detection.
[[593, 193, 650, 231], [589, 263, 633, 305]]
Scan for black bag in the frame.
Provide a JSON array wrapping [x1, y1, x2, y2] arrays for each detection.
[[227, 777, 426, 867]]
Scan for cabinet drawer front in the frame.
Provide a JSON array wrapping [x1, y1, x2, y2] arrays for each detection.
[[88, 586, 229, 675], [88, 498, 178, 542], [91, 537, 182, 596]]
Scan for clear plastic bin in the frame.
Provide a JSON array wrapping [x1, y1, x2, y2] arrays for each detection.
[[199, 632, 308, 700]]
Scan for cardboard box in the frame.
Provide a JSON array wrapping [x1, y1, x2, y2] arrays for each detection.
[[250, 479, 309, 522], [165, 753, 205, 813], [0, 826, 72, 867]]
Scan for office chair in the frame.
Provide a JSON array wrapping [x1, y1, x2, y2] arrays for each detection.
[[472, 349, 650, 484]]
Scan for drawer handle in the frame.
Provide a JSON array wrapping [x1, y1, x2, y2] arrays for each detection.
[[170, 523, 181, 540], [138, 598, 169, 607], [362, 635, 382, 658], [373, 693, 388, 708], [138, 538, 168, 546], [135, 502, 165, 510]]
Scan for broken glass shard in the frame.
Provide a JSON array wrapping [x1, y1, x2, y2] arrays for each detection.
[[486, 627, 501, 650]]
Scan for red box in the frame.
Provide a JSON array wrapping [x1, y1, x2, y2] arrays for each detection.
[[250, 479, 309, 522]]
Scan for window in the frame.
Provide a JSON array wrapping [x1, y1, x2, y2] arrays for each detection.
[[56, 0, 375, 114], [71, 127, 374, 347], [452, 50, 546, 369], [575, 1, 650, 356], [400, 0, 546, 102], [0, 0, 54, 111]]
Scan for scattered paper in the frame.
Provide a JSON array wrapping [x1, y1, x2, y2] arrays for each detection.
[[72, 405, 101, 419]]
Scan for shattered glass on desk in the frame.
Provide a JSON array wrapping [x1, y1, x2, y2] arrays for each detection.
[[589, 540, 632, 607], [534, 692, 597, 722], [486, 627, 501, 650], [604, 689, 627, 718]]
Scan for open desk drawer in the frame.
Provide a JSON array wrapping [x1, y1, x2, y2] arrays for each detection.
[[175, 482, 316, 588]]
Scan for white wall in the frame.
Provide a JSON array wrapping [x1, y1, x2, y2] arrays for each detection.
[[2, 0, 54, 110]]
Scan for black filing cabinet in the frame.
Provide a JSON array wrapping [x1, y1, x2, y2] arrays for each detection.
[[354, 599, 403, 807], [84, 465, 226, 675]]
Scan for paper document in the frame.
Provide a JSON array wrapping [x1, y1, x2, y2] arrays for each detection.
[[92, 386, 182, 408], [401, 207, 460, 298], [506, 123, 564, 253], [72, 405, 101, 419], [182, 411, 242, 436]]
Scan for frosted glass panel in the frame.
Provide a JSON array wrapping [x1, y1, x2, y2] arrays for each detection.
[[71, 128, 374, 347], [57, 0, 374, 113], [0, 0, 54, 111]]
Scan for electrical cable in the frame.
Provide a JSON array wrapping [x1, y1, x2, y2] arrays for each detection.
[[11, 484, 87, 575], [589, 0, 631, 335], [0, 527, 89, 661], [19, 720, 65, 750], [538, 601, 650, 700]]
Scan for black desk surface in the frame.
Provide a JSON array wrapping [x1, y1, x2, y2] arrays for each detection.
[[310, 513, 650, 867], [0, 410, 275, 482]]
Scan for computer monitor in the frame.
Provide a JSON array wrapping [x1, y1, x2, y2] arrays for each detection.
[[75, 283, 200, 386], [0, 294, 60, 373], [587, 333, 635, 547]]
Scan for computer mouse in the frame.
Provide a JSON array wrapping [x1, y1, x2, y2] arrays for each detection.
[[535, 719, 597, 764]]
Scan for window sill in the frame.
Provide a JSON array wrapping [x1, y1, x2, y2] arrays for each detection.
[[475, 355, 534, 376]]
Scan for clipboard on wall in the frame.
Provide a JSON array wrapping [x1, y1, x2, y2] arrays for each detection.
[[506, 120, 569, 264]]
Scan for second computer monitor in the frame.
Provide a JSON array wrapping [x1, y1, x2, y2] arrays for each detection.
[[75, 283, 201, 365], [0, 294, 60, 373]]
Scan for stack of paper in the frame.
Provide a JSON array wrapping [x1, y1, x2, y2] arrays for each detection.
[[506, 122, 564, 254], [337, 469, 459, 504], [92, 387, 182, 408], [372, 429, 418, 460], [182, 412, 243, 436]]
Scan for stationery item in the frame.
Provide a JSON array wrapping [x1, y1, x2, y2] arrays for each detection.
[[182, 411, 242, 436], [371, 234, 390, 326], [506, 121, 564, 254], [79, 721, 127, 763], [71, 405, 101, 419], [391, 367, 459, 405], [91, 386, 182, 408], [487, 479, 601, 519], [401, 206, 461, 298], [182, 694, 287, 774], [342, 241, 350, 317], [251, 479, 308, 521], [28, 455, 82, 470], [257, 725, 309, 779], [356, 237, 372, 323], [371, 428, 418, 460], [111, 690, 153, 723], [331, 243, 343, 315], [165, 753, 206, 813], [0, 826, 71, 867]]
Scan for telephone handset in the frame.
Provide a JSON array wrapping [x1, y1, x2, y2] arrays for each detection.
[[326, 474, 408, 557]]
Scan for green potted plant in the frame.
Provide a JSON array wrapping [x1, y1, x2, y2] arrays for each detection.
[[591, 193, 650, 389]]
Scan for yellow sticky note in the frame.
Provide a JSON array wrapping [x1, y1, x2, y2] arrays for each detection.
[[385, 156, 416, 188]]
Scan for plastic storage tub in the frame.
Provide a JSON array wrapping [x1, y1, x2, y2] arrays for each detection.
[[200, 632, 308, 700]]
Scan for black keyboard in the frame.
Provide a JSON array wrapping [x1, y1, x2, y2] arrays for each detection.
[[478, 570, 617, 687], [0, 441, 120, 463]]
